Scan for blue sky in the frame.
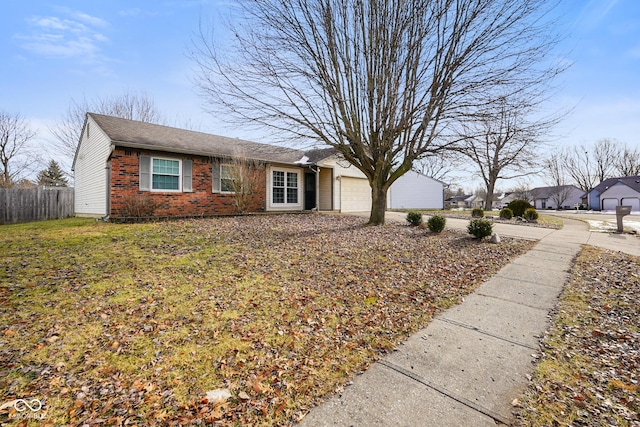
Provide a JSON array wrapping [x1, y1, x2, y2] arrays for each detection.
[[1, 0, 639, 186]]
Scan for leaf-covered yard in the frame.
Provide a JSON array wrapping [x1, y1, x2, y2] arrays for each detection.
[[1, 214, 534, 426], [515, 247, 640, 426]]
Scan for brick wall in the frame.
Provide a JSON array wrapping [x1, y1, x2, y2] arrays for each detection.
[[109, 148, 266, 217]]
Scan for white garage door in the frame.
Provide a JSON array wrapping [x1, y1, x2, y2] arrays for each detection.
[[340, 177, 372, 212], [602, 198, 618, 211], [621, 197, 640, 212]]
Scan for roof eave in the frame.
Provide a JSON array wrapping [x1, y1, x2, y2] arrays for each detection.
[[111, 140, 302, 165]]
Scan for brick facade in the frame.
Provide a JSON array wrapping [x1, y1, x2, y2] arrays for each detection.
[[108, 147, 266, 217]]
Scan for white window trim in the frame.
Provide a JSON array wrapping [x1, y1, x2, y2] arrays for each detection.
[[220, 163, 236, 194], [151, 156, 182, 193], [267, 166, 302, 211], [212, 162, 236, 194]]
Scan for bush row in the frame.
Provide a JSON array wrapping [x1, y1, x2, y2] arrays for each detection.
[[406, 203, 539, 240]]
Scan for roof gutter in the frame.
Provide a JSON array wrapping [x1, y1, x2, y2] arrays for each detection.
[[109, 140, 302, 165]]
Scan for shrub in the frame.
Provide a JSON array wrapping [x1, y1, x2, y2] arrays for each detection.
[[523, 207, 539, 221], [121, 194, 161, 217], [467, 218, 493, 239], [406, 210, 423, 226], [499, 207, 513, 220], [471, 208, 484, 218], [507, 199, 532, 217], [427, 215, 446, 233]]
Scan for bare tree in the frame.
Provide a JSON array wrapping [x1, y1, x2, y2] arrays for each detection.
[[614, 144, 640, 177], [509, 184, 533, 203], [226, 153, 264, 213], [458, 96, 560, 210], [0, 111, 38, 188], [544, 153, 572, 208], [545, 152, 564, 187], [51, 90, 165, 160], [414, 154, 458, 183], [560, 139, 624, 194], [592, 139, 618, 183], [561, 145, 594, 194], [192, 0, 564, 225], [550, 186, 574, 209]]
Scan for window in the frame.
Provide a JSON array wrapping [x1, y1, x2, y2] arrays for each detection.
[[139, 156, 191, 192], [152, 158, 180, 190], [272, 169, 298, 204], [212, 162, 236, 193], [273, 171, 285, 203], [221, 164, 235, 193], [286, 172, 298, 203]]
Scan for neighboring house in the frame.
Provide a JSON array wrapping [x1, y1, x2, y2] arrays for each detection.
[[499, 192, 524, 207], [444, 194, 482, 209], [445, 194, 470, 209], [587, 176, 640, 212], [72, 113, 443, 218], [530, 185, 583, 210], [465, 195, 484, 209], [388, 170, 444, 210]]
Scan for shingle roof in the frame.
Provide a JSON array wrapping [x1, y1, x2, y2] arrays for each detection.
[[445, 195, 472, 202], [591, 176, 640, 194], [89, 113, 307, 164], [304, 147, 339, 164], [531, 185, 581, 199]]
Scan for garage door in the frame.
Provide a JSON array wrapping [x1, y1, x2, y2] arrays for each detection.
[[340, 177, 372, 212], [601, 198, 618, 211], [621, 197, 640, 212]]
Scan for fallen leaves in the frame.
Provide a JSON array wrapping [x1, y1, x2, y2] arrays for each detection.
[[1, 214, 534, 425], [515, 246, 640, 426]]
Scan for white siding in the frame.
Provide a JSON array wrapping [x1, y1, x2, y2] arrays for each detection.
[[534, 188, 583, 210], [316, 156, 367, 211], [318, 168, 333, 210], [621, 197, 640, 211], [388, 170, 443, 209], [600, 182, 640, 211], [602, 198, 619, 211], [73, 116, 112, 217]]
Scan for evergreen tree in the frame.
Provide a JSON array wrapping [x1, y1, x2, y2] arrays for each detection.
[[37, 160, 68, 187]]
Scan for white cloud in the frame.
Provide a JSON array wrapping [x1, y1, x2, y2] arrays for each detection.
[[17, 10, 110, 59], [71, 11, 109, 28]]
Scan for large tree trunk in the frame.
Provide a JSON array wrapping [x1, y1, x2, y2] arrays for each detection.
[[484, 179, 496, 211], [368, 182, 387, 226]]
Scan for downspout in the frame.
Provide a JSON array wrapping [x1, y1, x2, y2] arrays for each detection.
[[105, 144, 116, 220], [311, 165, 320, 211]]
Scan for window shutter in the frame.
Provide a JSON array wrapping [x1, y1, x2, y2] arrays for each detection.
[[140, 155, 151, 191], [212, 160, 220, 193], [183, 159, 192, 192]]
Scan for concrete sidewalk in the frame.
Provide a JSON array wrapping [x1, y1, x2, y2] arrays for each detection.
[[299, 216, 600, 426]]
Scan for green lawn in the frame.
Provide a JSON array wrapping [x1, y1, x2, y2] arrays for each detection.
[[1, 214, 534, 426]]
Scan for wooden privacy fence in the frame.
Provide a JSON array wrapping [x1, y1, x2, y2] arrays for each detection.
[[0, 187, 74, 224]]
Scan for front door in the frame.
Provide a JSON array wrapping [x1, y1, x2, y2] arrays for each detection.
[[305, 172, 316, 210]]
